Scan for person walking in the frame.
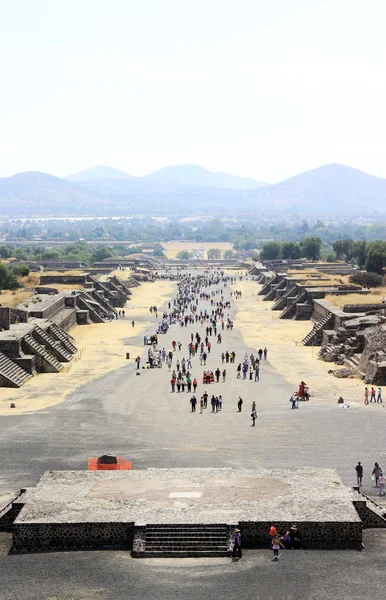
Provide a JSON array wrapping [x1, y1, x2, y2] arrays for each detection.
[[373, 463, 381, 487], [232, 528, 242, 559], [254, 365, 260, 382], [370, 387, 376, 402], [193, 378, 198, 393], [135, 356, 141, 370], [236, 363, 241, 379], [379, 472, 386, 496], [170, 377, 176, 393], [237, 396, 243, 412], [364, 387, 369, 405], [251, 407, 257, 426], [199, 397, 204, 414], [222, 369, 226, 383], [190, 395, 197, 412], [203, 391, 208, 409], [218, 395, 223, 411], [355, 461, 363, 487], [377, 387, 383, 403], [215, 367, 221, 383], [264, 347, 268, 360], [271, 534, 284, 561]]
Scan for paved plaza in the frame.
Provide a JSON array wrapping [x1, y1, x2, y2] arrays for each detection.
[[0, 270, 385, 598]]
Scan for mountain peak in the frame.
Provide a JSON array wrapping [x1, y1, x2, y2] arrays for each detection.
[[65, 166, 135, 182], [143, 164, 267, 190]]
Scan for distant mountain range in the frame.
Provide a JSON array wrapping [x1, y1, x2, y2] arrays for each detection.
[[66, 163, 266, 190], [0, 163, 386, 217]]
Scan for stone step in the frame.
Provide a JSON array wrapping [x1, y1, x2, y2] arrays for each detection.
[[49, 323, 77, 354], [33, 327, 73, 362], [144, 550, 229, 557], [0, 351, 32, 388], [24, 335, 62, 372]]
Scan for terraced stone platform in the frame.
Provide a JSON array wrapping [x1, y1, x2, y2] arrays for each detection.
[[13, 468, 362, 554]]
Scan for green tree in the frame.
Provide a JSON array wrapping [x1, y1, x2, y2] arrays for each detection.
[[176, 250, 191, 260], [301, 237, 322, 261], [350, 272, 383, 287], [260, 242, 282, 260], [0, 264, 20, 290], [12, 264, 30, 277], [90, 246, 115, 264], [352, 240, 367, 268], [365, 240, 386, 274], [332, 239, 355, 262], [223, 249, 234, 259], [281, 242, 301, 259], [207, 248, 222, 259]]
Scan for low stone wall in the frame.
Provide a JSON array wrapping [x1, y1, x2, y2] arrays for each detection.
[[13, 522, 134, 552], [240, 520, 362, 549], [39, 275, 86, 285], [343, 304, 386, 314]]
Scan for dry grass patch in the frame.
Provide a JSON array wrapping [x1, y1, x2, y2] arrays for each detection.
[[325, 291, 386, 308], [0, 289, 34, 308]]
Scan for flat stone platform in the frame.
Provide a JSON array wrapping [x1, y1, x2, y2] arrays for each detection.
[[16, 467, 359, 525], [12, 468, 362, 553]]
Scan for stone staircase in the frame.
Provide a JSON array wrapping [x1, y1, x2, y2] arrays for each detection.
[[49, 323, 77, 354], [33, 327, 73, 362], [271, 285, 297, 311], [76, 295, 105, 323], [0, 351, 32, 388], [279, 290, 307, 319], [24, 335, 62, 372], [143, 524, 230, 557], [344, 353, 362, 370], [353, 488, 386, 528], [302, 312, 334, 346]]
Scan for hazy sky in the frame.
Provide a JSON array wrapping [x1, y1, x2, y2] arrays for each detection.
[[1, 0, 385, 182]]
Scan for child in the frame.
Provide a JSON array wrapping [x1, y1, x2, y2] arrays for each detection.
[[272, 534, 284, 561]]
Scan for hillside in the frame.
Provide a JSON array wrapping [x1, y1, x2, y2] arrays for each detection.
[[143, 163, 266, 190], [0, 172, 107, 216], [250, 164, 386, 214], [1, 163, 386, 217], [66, 166, 136, 181]]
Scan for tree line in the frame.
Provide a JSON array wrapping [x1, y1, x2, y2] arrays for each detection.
[[260, 238, 386, 274]]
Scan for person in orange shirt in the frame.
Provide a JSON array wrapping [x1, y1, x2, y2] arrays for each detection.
[[268, 523, 278, 545]]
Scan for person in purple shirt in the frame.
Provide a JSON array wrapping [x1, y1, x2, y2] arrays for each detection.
[[232, 528, 242, 559]]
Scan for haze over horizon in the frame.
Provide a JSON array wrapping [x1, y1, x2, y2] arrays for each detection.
[[1, 1, 386, 183]]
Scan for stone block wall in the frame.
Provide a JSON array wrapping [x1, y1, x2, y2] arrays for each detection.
[[0, 338, 22, 358], [353, 500, 386, 528], [39, 275, 86, 285], [55, 309, 77, 332], [28, 296, 66, 320], [343, 304, 386, 314], [13, 522, 134, 552], [10, 309, 28, 324], [0, 307, 11, 331], [239, 520, 362, 550], [14, 357, 36, 374]]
